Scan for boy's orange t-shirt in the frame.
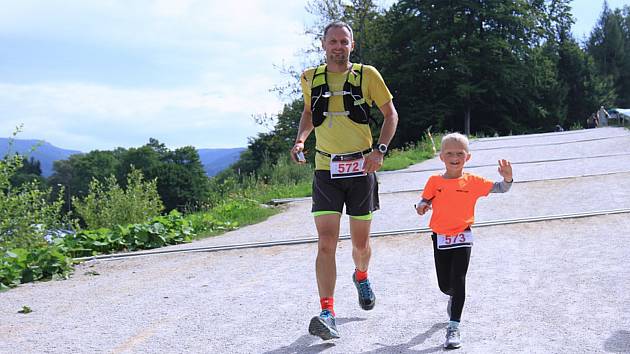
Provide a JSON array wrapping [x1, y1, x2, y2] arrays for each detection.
[[421, 173, 494, 235]]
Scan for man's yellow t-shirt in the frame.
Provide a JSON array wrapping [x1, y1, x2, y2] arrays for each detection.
[[300, 64, 393, 170], [421, 173, 494, 235]]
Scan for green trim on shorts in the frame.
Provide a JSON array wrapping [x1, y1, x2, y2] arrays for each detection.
[[350, 212, 372, 221], [312, 211, 342, 217]]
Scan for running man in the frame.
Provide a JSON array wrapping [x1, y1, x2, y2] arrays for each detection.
[[290, 21, 398, 340]]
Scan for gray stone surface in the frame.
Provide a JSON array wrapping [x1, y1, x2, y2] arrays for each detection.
[[1, 127, 630, 353]]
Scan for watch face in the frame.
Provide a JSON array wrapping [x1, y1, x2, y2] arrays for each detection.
[[378, 144, 387, 153]]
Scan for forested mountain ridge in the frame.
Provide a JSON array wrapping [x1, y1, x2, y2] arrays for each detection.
[[0, 138, 244, 177], [197, 148, 245, 176], [0, 138, 81, 177]]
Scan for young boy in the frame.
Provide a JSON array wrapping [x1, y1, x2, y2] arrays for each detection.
[[415, 132, 513, 349]]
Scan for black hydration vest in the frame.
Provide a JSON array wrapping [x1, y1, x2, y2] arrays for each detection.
[[310, 63, 372, 127]]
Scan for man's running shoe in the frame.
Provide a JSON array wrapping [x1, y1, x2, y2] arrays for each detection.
[[447, 296, 452, 318], [352, 273, 375, 310], [444, 327, 462, 349], [308, 310, 340, 340]]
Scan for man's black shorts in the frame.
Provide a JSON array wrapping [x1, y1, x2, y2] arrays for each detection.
[[311, 170, 380, 216]]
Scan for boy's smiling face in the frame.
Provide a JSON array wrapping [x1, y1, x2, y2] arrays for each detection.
[[439, 140, 471, 177]]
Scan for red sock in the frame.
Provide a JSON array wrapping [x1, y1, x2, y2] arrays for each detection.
[[320, 297, 335, 316], [355, 268, 368, 282]]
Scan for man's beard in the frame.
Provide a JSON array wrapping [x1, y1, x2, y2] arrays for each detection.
[[328, 53, 349, 65]]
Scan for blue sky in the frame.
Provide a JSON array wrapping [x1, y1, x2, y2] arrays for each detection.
[[1, 0, 627, 152]]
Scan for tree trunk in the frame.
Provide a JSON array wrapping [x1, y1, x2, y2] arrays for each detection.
[[464, 106, 471, 136]]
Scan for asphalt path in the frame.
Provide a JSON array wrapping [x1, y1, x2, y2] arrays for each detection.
[[1, 127, 629, 353]]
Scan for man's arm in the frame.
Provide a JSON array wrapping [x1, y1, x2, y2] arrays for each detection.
[[290, 104, 314, 164], [363, 100, 399, 173]]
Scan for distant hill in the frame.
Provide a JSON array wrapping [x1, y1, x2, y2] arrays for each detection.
[[197, 148, 245, 176], [0, 138, 82, 177], [1, 138, 244, 178]]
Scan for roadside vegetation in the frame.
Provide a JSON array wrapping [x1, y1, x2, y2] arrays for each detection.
[[0, 132, 437, 290]]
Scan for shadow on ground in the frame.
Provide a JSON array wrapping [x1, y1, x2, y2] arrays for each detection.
[[362, 322, 446, 353], [263, 317, 367, 354], [604, 330, 630, 353], [264, 320, 447, 354]]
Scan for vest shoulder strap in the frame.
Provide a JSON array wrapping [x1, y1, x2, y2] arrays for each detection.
[[346, 63, 363, 87], [312, 64, 327, 88]]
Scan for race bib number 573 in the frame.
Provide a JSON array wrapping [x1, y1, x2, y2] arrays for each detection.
[[436, 230, 473, 250]]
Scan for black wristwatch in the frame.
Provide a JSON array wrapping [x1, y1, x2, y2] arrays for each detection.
[[377, 143, 388, 154]]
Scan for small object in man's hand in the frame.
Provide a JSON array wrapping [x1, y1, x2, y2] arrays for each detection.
[[295, 151, 306, 163]]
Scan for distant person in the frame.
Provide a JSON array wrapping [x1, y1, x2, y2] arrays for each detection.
[[594, 112, 600, 127], [555, 124, 564, 132], [290, 21, 398, 340], [597, 106, 610, 126], [587, 113, 597, 129], [415, 133, 513, 349]]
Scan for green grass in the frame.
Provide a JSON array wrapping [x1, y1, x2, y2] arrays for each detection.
[[243, 179, 313, 201], [193, 198, 281, 239], [192, 179, 312, 240], [381, 146, 436, 171], [381, 135, 440, 171]]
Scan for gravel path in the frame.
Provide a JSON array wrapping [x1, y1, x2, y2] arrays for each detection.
[[1, 127, 629, 353], [154, 126, 630, 249]]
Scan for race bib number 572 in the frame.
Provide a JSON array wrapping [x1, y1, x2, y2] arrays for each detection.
[[330, 153, 366, 179], [436, 230, 473, 250]]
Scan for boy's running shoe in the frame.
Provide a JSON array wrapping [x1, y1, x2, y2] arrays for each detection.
[[308, 309, 340, 340], [444, 327, 462, 349], [352, 273, 375, 310]]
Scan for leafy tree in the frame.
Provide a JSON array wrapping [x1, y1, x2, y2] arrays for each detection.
[[230, 100, 307, 178], [9, 156, 46, 189], [118, 140, 209, 211], [366, 1, 545, 138], [50, 139, 210, 213], [557, 37, 616, 127], [49, 150, 120, 213], [156, 146, 209, 211]]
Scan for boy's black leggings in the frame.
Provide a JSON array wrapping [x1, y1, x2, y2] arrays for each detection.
[[431, 233, 471, 322]]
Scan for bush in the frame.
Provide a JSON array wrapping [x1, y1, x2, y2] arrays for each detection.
[[0, 153, 66, 251], [72, 168, 164, 229]]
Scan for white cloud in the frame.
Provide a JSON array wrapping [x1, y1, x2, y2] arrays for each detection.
[[0, 0, 311, 151], [0, 80, 279, 151], [0, 1, 306, 50]]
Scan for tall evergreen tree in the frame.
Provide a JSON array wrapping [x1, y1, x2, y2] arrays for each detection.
[[587, 2, 625, 107]]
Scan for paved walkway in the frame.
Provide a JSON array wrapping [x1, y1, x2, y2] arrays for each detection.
[[1, 127, 629, 353]]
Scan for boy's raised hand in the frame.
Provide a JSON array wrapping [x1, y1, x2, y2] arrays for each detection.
[[498, 159, 513, 182]]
